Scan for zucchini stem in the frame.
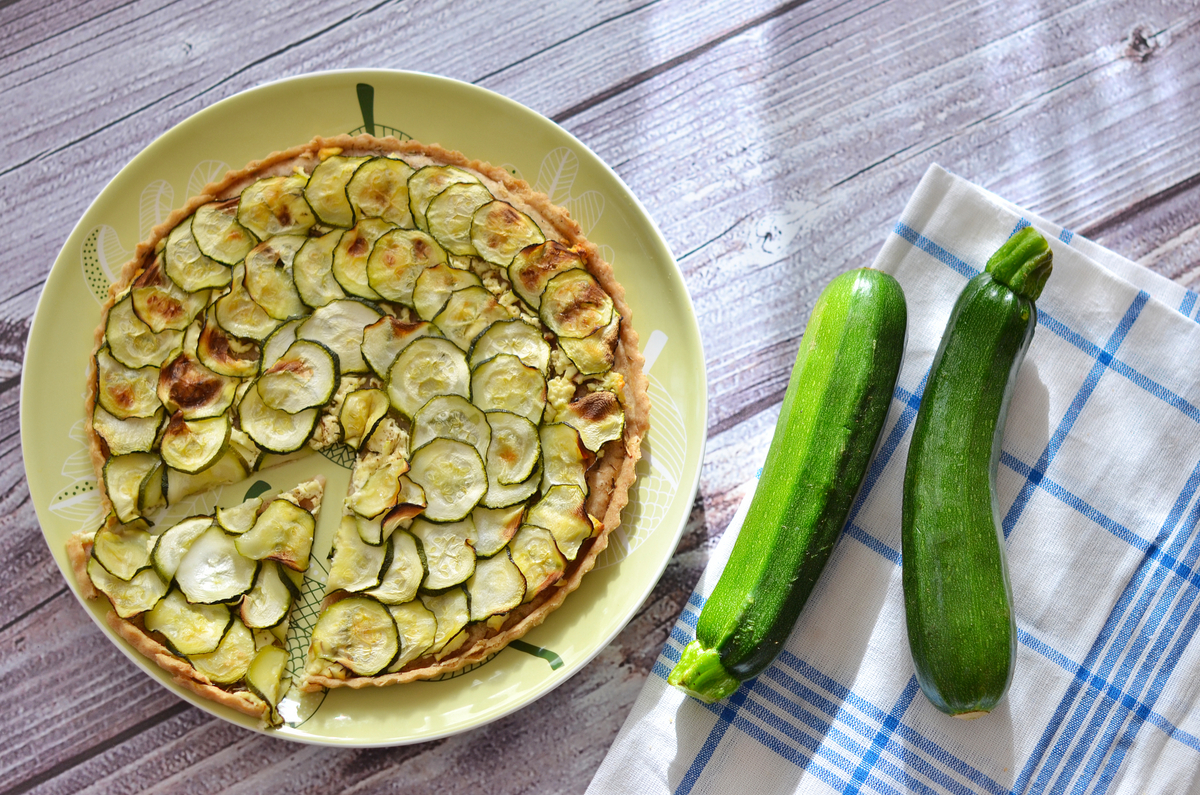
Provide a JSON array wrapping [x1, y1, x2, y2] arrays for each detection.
[[668, 641, 741, 703], [985, 226, 1053, 300]]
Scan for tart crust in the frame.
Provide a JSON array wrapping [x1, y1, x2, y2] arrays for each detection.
[[75, 136, 650, 699]]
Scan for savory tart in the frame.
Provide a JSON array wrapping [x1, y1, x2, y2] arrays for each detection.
[[72, 134, 649, 720]]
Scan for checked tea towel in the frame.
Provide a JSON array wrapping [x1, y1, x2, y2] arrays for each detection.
[[588, 165, 1200, 795]]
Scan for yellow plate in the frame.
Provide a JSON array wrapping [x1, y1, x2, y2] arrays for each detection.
[[22, 70, 706, 746]]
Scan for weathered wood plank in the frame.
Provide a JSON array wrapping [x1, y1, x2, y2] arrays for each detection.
[[560, 0, 1200, 433]]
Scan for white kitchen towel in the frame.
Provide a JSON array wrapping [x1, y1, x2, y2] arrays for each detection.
[[587, 164, 1200, 795]]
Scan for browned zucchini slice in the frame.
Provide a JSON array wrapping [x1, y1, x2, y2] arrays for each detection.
[[361, 316, 441, 379], [332, 218, 394, 300], [237, 175, 316, 239], [243, 235, 308, 320], [192, 198, 255, 265], [508, 241, 585, 310], [539, 268, 614, 339], [156, 351, 238, 420], [366, 228, 447, 305], [431, 285, 511, 351], [347, 156, 415, 227], [470, 200, 545, 267]]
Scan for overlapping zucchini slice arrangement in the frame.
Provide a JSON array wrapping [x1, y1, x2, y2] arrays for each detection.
[[83, 138, 634, 703], [73, 480, 324, 721]]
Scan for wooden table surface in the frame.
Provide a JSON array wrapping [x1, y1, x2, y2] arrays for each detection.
[[3, 0, 1199, 792]]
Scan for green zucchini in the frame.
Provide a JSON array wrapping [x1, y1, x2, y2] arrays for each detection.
[[902, 226, 1052, 718], [669, 268, 907, 702]]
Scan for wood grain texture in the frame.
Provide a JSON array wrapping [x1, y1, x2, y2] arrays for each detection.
[[3, 0, 1199, 791]]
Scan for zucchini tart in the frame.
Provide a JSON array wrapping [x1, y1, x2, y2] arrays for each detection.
[[71, 134, 649, 722]]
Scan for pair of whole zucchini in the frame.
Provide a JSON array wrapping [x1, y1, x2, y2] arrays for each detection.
[[669, 227, 1053, 718]]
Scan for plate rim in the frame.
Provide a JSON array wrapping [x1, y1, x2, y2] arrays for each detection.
[[21, 67, 708, 747]]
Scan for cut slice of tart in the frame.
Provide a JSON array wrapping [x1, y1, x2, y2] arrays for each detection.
[[67, 477, 326, 724], [78, 134, 650, 709]]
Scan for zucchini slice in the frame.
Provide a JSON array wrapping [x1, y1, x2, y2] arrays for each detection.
[[483, 462, 541, 510], [131, 255, 208, 333], [366, 228, 448, 305], [296, 298, 383, 374], [559, 313, 620, 376], [104, 452, 163, 523], [420, 587, 469, 655], [361, 316, 441, 379], [87, 555, 168, 618], [383, 477, 427, 529], [164, 220, 232, 293], [197, 307, 261, 379], [240, 560, 298, 629], [175, 525, 259, 604], [407, 438, 487, 522], [105, 295, 184, 370], [539, 268, 614, 339], [96, 348, 162, 420], [157, 352, 238, 420], [431, 285, 511, 351], [366, 530, 424, 605], [466, 550, 526, 622], [471, 504, 524, 557], [347, 454, 410, 519], [561, 390, 625, 452], [470, 200, 545, 267], [332, 218, 394, 300], [144, 588, 232, 656], [237, 175, 316, 239], [468, 319, 551, 374], [158, 411, 231, 474], [539, 422, 591, 492], [410, 516, 476, 590], [192, 199, 256, 266], [216, 497, 263, 535], [261, 317, 303, 372], [165, 449, 247, 505], [151, 515, 215, 582], [309, 596, 399, 676], [408, 165, 480, 232], [293, 230, 347, 308], [385, 599, 437, 672], [471, 353, 547, 425], [326, 515, 389, 593], [238, 378, 319, 454], [245, 644, 290, 707], [347, 156, 415, 227], [427, 182, 495, 256], [412, 262, 483, 321], [355, 513, 385, 546], [92, 405, 162, 456], [305, 154, 370, 228], [410, 394, 490, 462], [243, 235, 309, 320], [214, 263, 283, 342], [92, 518, 155, 581], [509, 524, 566, 602], [189, 617, 256, 684], [256, 339, 339, 414], [508, 241, 585, 310], [386, 337, 470, 419], [485, 410, 540, 485], [339, 388, 390, 449], [235, 497, 316, 571], [527, 484, 595, 561]]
